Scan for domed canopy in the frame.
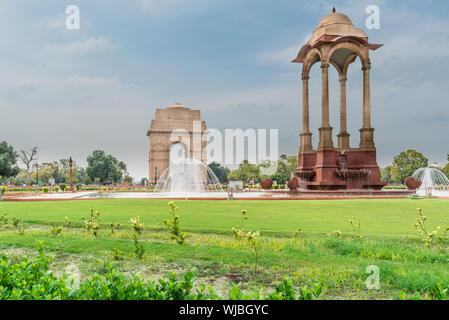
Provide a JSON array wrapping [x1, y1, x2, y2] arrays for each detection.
[[292, 9, 382, 64], [308, 12, 367, 45]]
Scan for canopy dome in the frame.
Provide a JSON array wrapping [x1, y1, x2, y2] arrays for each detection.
[[292, 10, 382, 64], [308, 12, 367, 45]]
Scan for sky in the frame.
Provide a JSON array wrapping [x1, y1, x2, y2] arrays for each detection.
[[1, 0, 449, 180]]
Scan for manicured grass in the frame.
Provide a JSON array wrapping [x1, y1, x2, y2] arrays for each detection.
[[1, 198, 449, 299], [1, 198, 448, 237]]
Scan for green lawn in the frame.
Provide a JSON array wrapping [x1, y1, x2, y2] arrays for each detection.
[[1, 198, 448, 237], [1, 198, 449, 300]]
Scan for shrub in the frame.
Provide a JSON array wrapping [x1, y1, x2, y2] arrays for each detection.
[[0, 186, 6, 195], [0, 212, 8, 227], [349, 216, 363, 239], [132, 234, 145, 259], [163, 201, 185, 244], [111, 248, 124, 261], [0, 241, 325, 300], [82, 209, 100, 236], [50, 226, 62, 236], [53, 186, 60, 192], [42, 187, 49, 193], [59, 184, 68, 192], [76, 184, 82, 191], [130, 216, 144, 234], [413, 208, 440, 248], [64, 216, 71, 230], [11, 216, 25, 235]]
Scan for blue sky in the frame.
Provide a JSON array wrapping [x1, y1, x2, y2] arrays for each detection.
[[1, 0, 449, 179]]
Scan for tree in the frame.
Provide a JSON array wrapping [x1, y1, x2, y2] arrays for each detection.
[[123, 175, 133, 184], [86, 150, 127, 185], [391, 150, 428, 184], [18, 146, 38, 185], [380, 166, 392, 184], [33, 159, 87, 185], [0, 141, 19, 180], [208, 162, 230, 183], [227, 160, 261, 183], [270, 154, 297, 184], [444, 154, 449, 179]]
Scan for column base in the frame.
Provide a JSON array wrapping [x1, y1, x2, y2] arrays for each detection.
[[318, 126, 334, 150], [359, 128, 375, 150], [300, 132, 313, 153], [337, 132, 350, 152]]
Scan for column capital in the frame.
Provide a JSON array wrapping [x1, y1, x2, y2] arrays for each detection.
[[339, 76, 347, 82], [301, 75, 310, 81], [321, 62, 329, 69], [361, 65, 371, 71]]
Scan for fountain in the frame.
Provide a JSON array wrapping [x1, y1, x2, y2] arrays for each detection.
[[155, 157, 224, 195], [412, 166, 449, 197]]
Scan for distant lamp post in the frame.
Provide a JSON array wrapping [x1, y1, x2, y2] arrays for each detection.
[[69, 157, 74, 192], [34, 163, 39, 193], [154, 167, 161, 184]]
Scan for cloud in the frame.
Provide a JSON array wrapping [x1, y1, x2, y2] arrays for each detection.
[[140, 0, 214, 15], [37, 14, 66, 30], [43, 37, 117, 56]]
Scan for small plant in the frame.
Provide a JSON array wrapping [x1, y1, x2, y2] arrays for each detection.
[[130, 216, 144, 234], [64, 216, 71, 230], [232, 210, 248, 240], [163, 201, 185, 244], [0, 186, 6, 195], [50, 226, 62, 236], [129, 215, 145, 259], [76, 184, 82, 191], [132, 233, 145, 259], [230, 209, 261, 271], [0, 212, 8, 227], [328, 230, 343, 239], [59, 184, 68, 192], [349, 216, 363, 239], [94, 252, 112, 274], [413, 208, 440, 248], [11, 216, 25, 235], [294, 227, 302, 238], [266, 277, 324, 300], [243, 230, 261, 272], [109, 223, 121, 235], [111, 248, 124, 261], [42, 187, 49, 193], [82, 208, 101, 237], [53, 186, 60, 192]]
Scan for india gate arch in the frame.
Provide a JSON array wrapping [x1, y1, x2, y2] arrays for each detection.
[[292, 9, 387, 190], [147, 103, 207, 184]]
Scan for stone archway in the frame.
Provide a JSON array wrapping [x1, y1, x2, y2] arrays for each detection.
[[146, 103, 207, 184]]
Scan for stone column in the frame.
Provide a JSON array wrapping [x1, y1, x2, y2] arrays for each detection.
[[359, 64, 375, 149], [337, 75, 350, 151], [300, 74, 313, 153], [318, 62, 333, 150]]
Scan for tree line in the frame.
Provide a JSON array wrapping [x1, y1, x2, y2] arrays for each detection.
[[0, 141, 132, 186]]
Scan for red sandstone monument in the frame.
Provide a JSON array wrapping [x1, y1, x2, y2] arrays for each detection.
[[293, 9, 387, 191]]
